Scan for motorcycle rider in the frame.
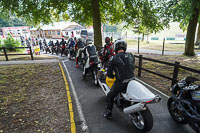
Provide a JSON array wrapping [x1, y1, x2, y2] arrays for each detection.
[[102, 37, 115, 67], [39, 40, 43, 51], [68, 38, 76, 59], [60, 38, 66, 56], [55, 40, 60, 54], [103, 40, 135, 120], [43, 39, 47, 46], [82, 39, 98, 80], [75, 38, 85, 67]]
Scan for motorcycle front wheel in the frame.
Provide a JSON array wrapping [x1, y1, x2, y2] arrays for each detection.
[[128, 107, 153, 132], [167, 97, 187, 124]]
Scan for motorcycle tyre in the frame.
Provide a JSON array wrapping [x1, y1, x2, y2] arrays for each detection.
[[167, 97, 187, 124], [129, 107, 153, 132], [92, 69, 99, 86]]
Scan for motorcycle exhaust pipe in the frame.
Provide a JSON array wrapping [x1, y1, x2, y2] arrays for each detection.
[[123, 103, 146, 114]]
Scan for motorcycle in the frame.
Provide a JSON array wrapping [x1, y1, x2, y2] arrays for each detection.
[[86, 56, 100, 86], [98, 70, 161, 132], [77, 48, 85, 68], [45, 45, 51, 54], [51, 46, 56, 55], [55, 46, 62, 55], [167, 76, 200, 133], [98, 47, 114, 70], [69, 46, 76, 60]]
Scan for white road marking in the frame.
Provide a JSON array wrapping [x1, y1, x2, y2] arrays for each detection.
[[136, 78, 170, 98], [62, 61, 88, 132], [63, 59, 69, 62]]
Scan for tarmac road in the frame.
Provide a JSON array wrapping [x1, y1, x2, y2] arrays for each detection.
[[62, 58, 194, 133]]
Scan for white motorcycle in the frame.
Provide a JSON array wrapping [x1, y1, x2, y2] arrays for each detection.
[[98, 71, 161, 132]]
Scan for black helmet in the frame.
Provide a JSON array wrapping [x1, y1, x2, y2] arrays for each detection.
[[105, 37, 110, 43], [86, 39, 92, 45], [78, 38, 82, 42], [114, 40, 127, 53]]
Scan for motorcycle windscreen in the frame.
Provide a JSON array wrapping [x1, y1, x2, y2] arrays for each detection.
[[123, 80, 155, 102]]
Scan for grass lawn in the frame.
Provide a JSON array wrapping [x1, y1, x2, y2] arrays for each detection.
[[0, 63, 70, 132], [134, 53, 200, 95], [126, 40, 200, 52]]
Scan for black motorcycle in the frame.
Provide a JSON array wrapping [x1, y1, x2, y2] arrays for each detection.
[[89, 56, 100, 86], [55, 46, 61, 55], [45, 45, 51, 54], [168, 76, 200, 133], [69, 46, 76, 60], [51, 46, 56, 55], [77, 49, 85, 68]]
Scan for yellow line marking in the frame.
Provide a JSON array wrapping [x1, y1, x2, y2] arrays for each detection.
[[59, 63, 76, 133]]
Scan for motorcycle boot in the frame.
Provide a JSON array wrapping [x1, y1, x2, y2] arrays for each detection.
[[102, 109, 112, 120]]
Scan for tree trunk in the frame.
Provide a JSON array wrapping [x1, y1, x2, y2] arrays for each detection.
[[184, 8, 199, 56], [142, 33, 144, 41], [195, 23, 200, 46], [91, 0, 102, 51]]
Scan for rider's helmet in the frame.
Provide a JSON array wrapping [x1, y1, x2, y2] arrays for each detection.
[[78, 38, 82, 42], [114, 40, 127, 53], [105, 37, 110, 43], [86, 39, 93, 45]]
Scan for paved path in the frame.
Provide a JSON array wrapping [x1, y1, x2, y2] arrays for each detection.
[[62, 58, 194, 133]]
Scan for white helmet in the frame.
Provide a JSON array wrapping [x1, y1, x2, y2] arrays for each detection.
[[86, 39, 92, 45]]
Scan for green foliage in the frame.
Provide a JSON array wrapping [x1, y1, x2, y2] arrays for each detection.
[[104, 24, 118, 32], [0, 39, 2, 48], [166, 0, 200, 29], [0, 0, 169, 48], [0, 18, 27, 27], [1, 33, 21, 51]]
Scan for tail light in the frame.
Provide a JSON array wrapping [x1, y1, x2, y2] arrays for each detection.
[[90, 61, 95, 66]]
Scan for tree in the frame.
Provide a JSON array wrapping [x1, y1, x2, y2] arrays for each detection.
[[195, 23, 200, 46], [0, 0, 167, 50], [0, 18, 27, 27], [167, 0, 200, 56]]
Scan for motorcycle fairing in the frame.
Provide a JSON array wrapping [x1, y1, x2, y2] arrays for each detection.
[[121, 80, 156, 102]]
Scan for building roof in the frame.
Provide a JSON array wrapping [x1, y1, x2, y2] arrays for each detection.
[[30, 21, 81, 31], [62, 25, 85, 31]]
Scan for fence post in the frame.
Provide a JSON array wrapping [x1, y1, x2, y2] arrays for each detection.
[[172, 61, 180, 86], [162, 38, 165, 55], [138, 37, 140, 53], [138, 55, 143, 77], [29, 47, 34, 60], [3, 47, 8, 61]]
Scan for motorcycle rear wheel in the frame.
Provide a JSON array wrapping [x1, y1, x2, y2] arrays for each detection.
[[128, 107, 153, 132], [167, 97, 187, 124], [92, 69, 99, 86]]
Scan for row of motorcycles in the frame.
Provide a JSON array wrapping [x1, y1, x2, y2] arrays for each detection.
[[44, 44, 75, 57], [45, 42, 200, 132], [97, 53, 200, 132], [75, 48, 162, 132], [75, 47, 200, 132]]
